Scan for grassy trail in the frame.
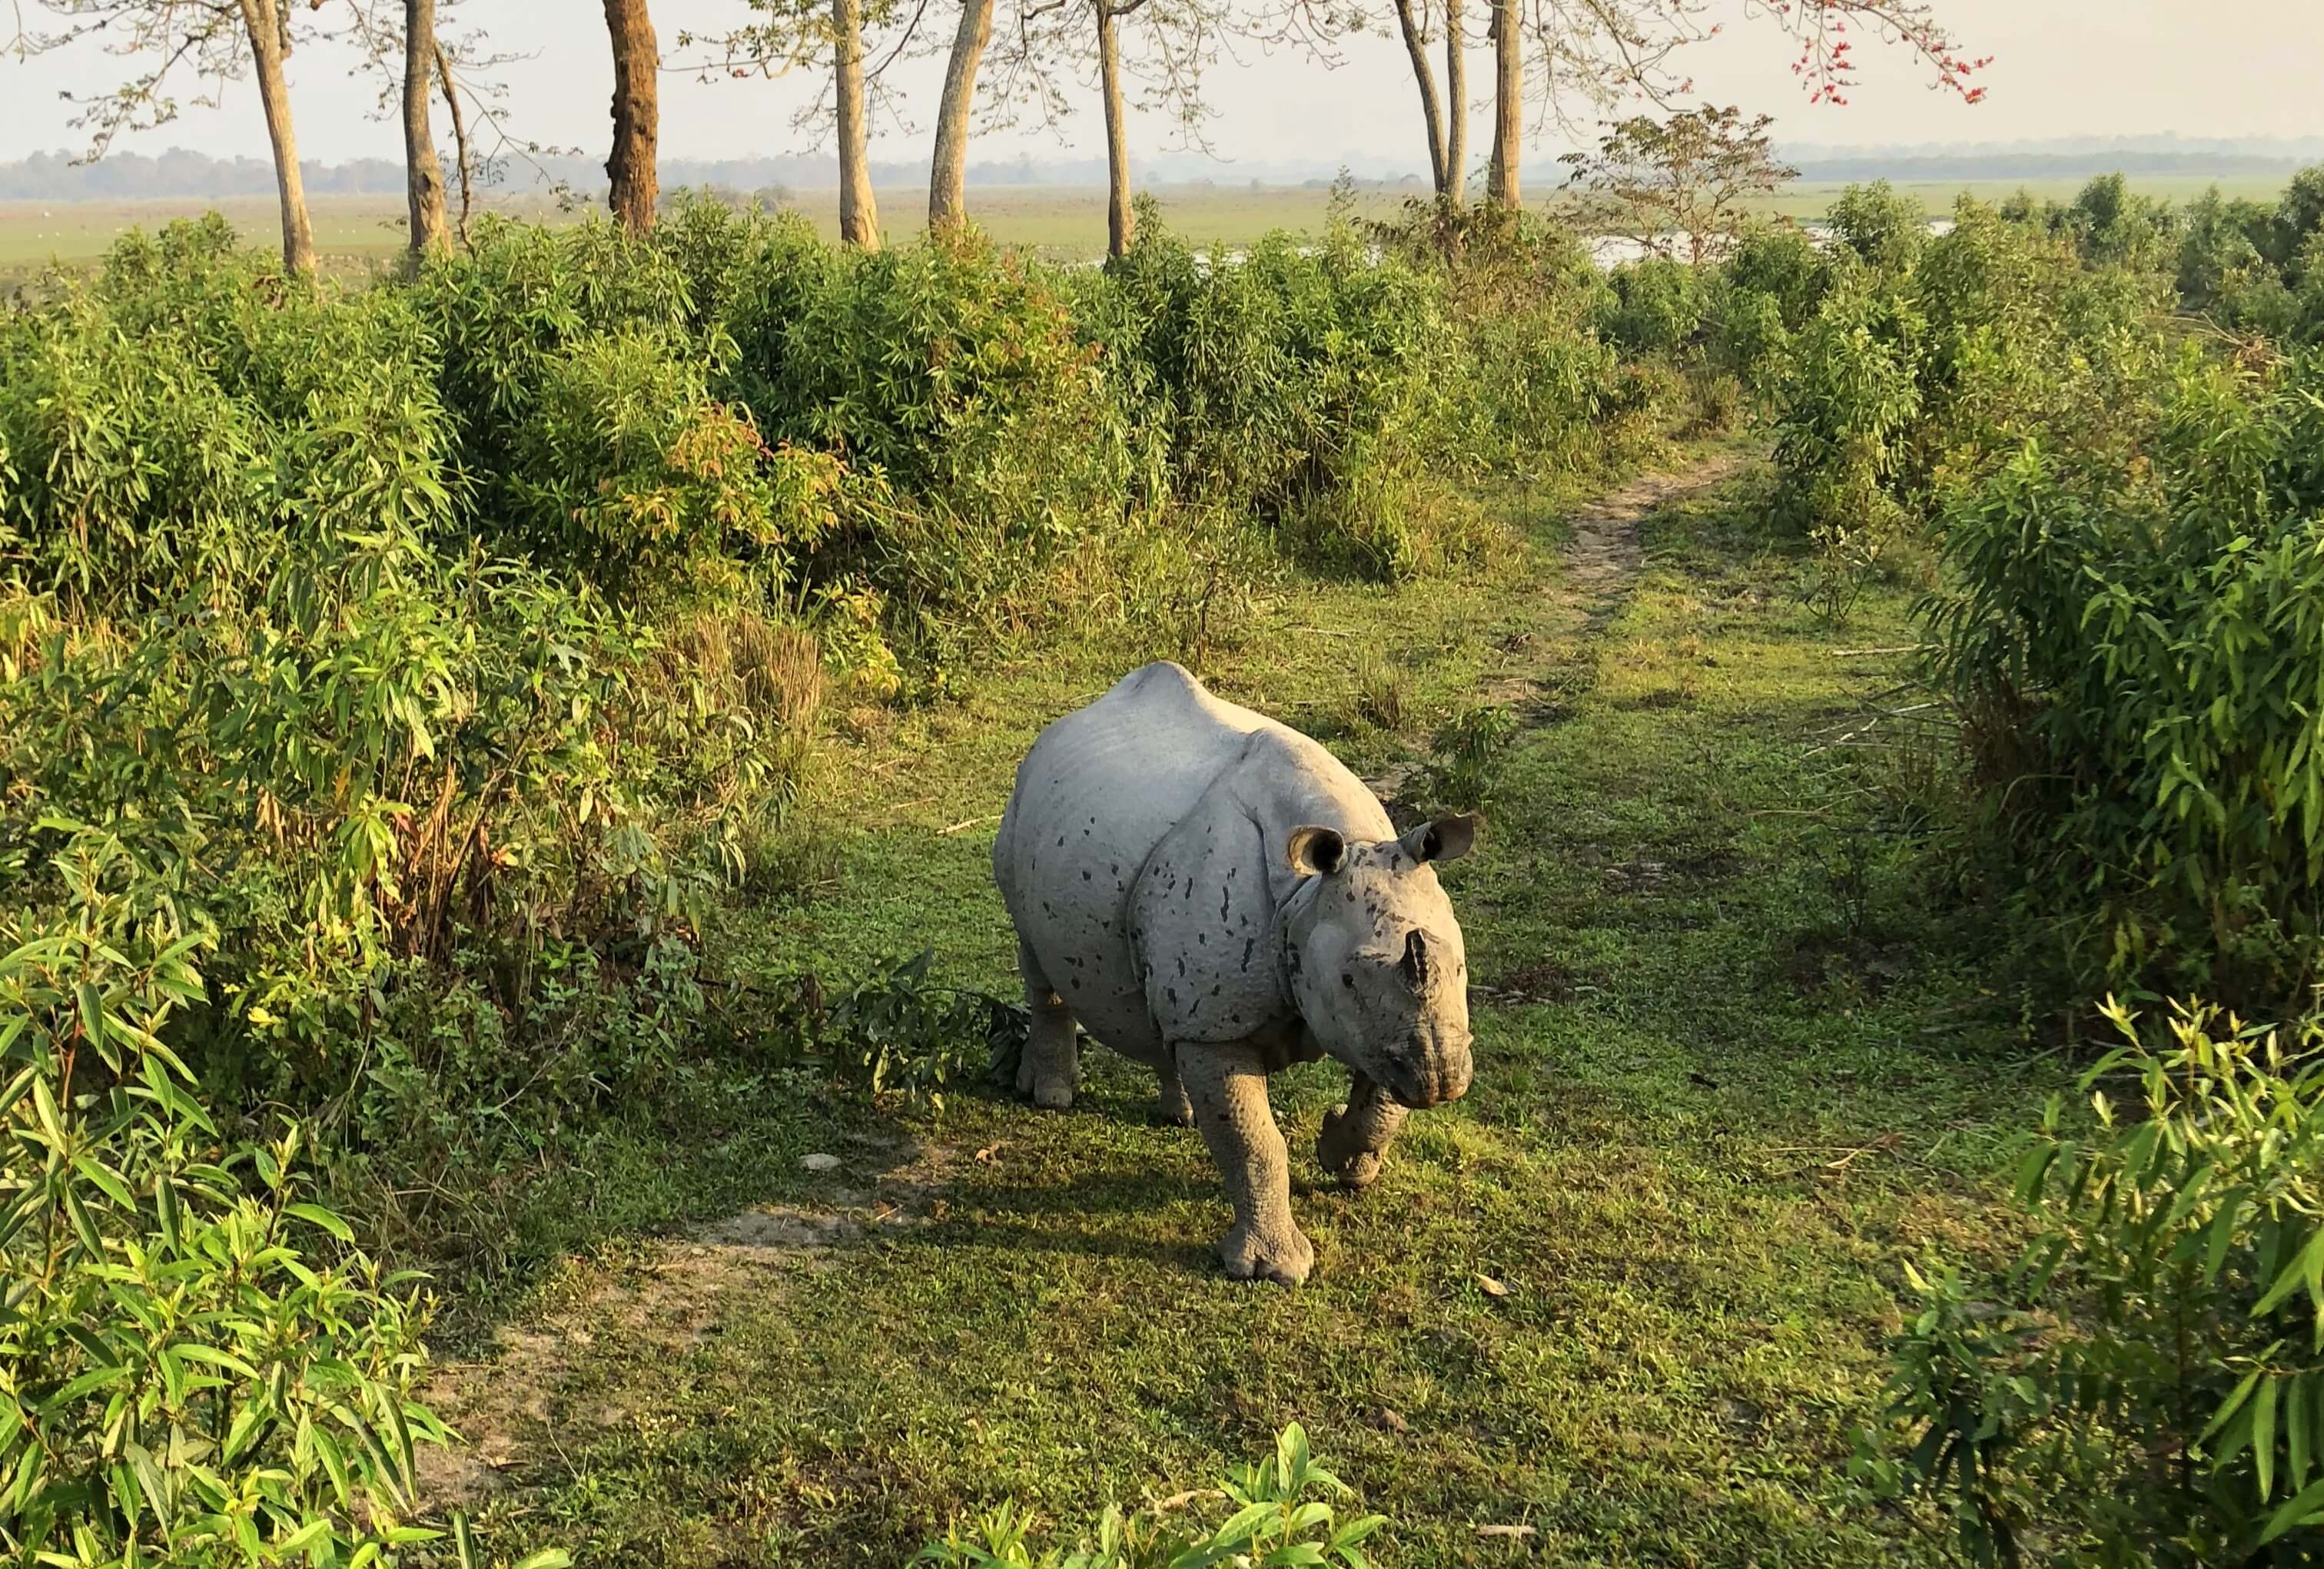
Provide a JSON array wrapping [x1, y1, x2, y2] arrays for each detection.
[[438, 445, 2054, 1566]]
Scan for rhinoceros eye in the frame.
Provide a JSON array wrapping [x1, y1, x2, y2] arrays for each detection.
[[1340, 972, 1356, 990]]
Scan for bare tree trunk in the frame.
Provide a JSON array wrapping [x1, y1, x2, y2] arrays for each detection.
[[1485, 0, 1519, 209], [602, 0, 659, 236], [434, 41, 473, 247], [1392, 0, 1448, 194], [402, 0, 449, 257], [834, 0, 881, 249], [1443, 0, 1466, 204], [928, 0, 994, 234], [1097, 1, 1134, 257], [237, 0, 316, 275]]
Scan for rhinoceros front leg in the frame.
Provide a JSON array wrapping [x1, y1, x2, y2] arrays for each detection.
[[1178, 1041, 1314, 1286], [1155, 1047, 1194, 1127], [1317, 1073, 1408, 1191], [1014, 938, 1080, 1110]]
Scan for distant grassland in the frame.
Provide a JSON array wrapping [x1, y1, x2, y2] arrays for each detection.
[[0, 172, 2300, 277]]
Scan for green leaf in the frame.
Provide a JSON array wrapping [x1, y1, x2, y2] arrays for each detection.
[[2264, 1474, 2324, 1543], [48, 1362, 132, 1405], [2259, 1375, 2281, 1501], [2292, 1374, 2312, 1494], [284, 1202, 354, 1243], [2257, 1230, 2324, 1316], [71, 1154, 135, 1211]]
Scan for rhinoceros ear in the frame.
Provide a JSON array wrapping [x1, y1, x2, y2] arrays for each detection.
[[1285, 824, 1346, 877], [1403, 813, 1477, 865]]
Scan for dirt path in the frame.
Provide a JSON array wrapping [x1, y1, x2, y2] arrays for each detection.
[[414, 444, 1765, 1530], [1557, 449, 1745, 627], [1417, 443, 1748, 764]]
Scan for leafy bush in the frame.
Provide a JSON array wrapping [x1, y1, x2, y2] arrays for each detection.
[[1096, 221, 1462, 576], [812, 949, 1027, 1110], [1766, 271, 1922, 538], [1423, 703, 1518, 814], [0, 826, 458, 1564], [1857, 999, 2324, 1566], [1924, 352, 2324, 1005], [505, 323, 860, 589], [1826, 181, 1928, 274], [917, 1424, 1385, 1569], [1599, 256, 1711, 356]]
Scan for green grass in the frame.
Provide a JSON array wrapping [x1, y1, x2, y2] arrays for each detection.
[[427, 445, 2060, 1565], [1, 168, 2299, 279]]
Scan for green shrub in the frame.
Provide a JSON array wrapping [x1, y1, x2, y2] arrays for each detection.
[[1826, 181, 1928, 274], [1098, 223, 1456, 559], [1600, 256, 1710, 355], [1925, 353, 2324, 1005], [0, 826, 462, 1564], [739, 228, 1119, 591], [0, 298, 265, 607], [1423, 703, 1518, 814], [917, 1424, 1384, 1569], [1858, 999, 2324, 1566], [1766, 273, 1923, 538], [505, 323, 862, 589], [1722, 220, 1828, 330]]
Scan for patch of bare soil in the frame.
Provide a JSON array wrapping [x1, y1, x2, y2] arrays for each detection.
[[1476, 449, 1743, 707], [413, 1136, 961, 1511], [1368, 449, 1747, 804]]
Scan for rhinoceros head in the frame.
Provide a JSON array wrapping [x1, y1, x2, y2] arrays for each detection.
[[1281, 814, 1476, 1109]]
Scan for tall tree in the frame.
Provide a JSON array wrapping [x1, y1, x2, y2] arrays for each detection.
[[833, 0, 881, 247], [347, 1, 578, 249], [1485, 0, 1517, 207], [603, 0, 660, 235], [1560, 105, 1796, 263], [987, 0, 1242, 260], [1452, 0, 1987, 215], [401, 0, 449, 257], [1440, 0, 1466, 203], [1389, 0, 1449, 196], [928, 0, 995, 233], [1092, 0, 1144, 256], [676, 0, 899, 248], [239, 0, 315, 272], [24, 0, 324, 274]]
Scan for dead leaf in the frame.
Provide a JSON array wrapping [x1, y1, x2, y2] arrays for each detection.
[[1377, 1406, 1409, 1434], [974, 1140, 1011, 1164], [1155, 1488, 1221, 1512], [1476, 1272, 1511, 1299], [1476, 1523, 1536, 1540]]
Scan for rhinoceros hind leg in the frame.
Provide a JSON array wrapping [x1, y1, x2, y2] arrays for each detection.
[[1154, 1048, 1194, 1127], [1179, 1041, 1313, 1286], [1317, 1073, 1409, 1191], [1014, 940, 1080, 1110]]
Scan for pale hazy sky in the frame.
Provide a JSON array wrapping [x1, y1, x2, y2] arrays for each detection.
[[5, 1, 2322, 174]]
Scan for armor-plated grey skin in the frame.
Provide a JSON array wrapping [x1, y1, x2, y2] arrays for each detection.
[[993, 662, 1476, 1285]]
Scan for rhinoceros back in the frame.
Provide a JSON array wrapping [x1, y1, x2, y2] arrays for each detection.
[[995, 663, 1271, 1060]]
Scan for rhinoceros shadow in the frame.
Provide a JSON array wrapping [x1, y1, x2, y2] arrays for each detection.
[[927, 1147, 1218, 1261]]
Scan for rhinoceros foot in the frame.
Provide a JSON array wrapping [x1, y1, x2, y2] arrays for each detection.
[[1154, 1053, 1195, 1126], [1318, 1105, 1387, 1190], [1222, 1216, 1315, 1287], [1016, 1050, 1076, 1110], [1316, 1080, 1409, 1191]]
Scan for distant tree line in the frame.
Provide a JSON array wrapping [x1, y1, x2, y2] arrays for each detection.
[[0, 146, 1436, 202], [10, 0, 1990, 273]]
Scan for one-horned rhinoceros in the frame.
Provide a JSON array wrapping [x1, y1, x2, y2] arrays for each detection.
[[993, 661, 1476, 1285]]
